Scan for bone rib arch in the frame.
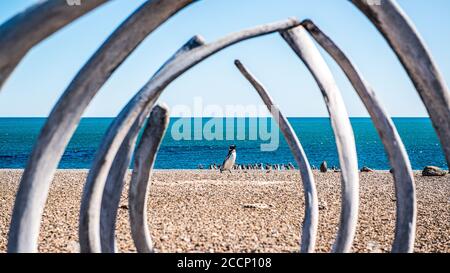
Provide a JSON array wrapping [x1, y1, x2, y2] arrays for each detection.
[[129, 104, 170, 253], [351, 0, 450, 168], [7, 0, 194, 253], [91, 36, 206, 253], [100, 36, 213, 252], [0, 0, 108, 89], [301, 19, 416, 253], [79, 18, 304, 253], [234, 60, 318, 253], [280, 25, 360, 253], [100, 107, 153, 253]]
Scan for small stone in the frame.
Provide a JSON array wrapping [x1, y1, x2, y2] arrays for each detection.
[[422, 166, 447, 177], [366, 241, 382, 253], [319, 202, 327, 210], [242, 203, 270, 209], [360, 166, 374, 172], [67, 241, 80, 253]]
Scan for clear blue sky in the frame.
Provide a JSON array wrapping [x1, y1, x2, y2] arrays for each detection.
[[0, 0, 449, 117]]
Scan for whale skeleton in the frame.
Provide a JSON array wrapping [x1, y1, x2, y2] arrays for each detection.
[[79, 18, 306, 253], [1, 0, 447, 253]]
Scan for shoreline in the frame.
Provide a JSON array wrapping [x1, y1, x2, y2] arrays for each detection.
[[0, 168, 446, 172], [0, 169, 448, 253]]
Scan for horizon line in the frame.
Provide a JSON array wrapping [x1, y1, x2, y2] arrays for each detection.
[[0, 116, 432, 119], [0, 116, 430, 119]]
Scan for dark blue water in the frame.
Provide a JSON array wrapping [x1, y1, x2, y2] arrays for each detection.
[[0, 118, 446, 170]]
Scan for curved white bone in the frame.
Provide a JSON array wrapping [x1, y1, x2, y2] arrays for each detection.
[[100, 108, 152, 253], [79, 18, 303, 253], [234, 60, 318, 253], [281, 25, 359, 253], [129, 104, 170, 253], [301, 19, 416, 253], [0, 0, 108, 89], [8, 0, 194, 253], [91, 36, 205, 253], [351, 0, 450, 169]]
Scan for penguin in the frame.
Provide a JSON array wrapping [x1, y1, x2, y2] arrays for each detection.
[[220, 145, 236, 173]]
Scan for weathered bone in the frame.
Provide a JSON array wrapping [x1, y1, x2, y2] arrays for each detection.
[[8, 0, 194, 253], [351, 0, 450, 169], [281, 26, 359, 253], [234, 60, 318, 253], [79, 18, 302, 253], [100, 107, 152, 253], [129, 104, 170, 253], [81, 36, 205, 253], [301, 19, 416, 253], [0, 0, 108, 89]]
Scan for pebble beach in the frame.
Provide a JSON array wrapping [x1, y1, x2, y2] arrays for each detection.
[[0, 169, 448, 253]]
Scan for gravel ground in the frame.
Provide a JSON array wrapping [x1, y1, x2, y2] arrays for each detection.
[[0, 169, 448, 253]]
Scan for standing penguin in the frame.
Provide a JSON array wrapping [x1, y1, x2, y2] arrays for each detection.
[[220, 145, 236, 173]]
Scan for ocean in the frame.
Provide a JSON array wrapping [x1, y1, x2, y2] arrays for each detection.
[[0, 117, 446, 170]]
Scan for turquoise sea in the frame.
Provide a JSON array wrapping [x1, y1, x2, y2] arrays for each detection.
[[0, 118, 447, 170]]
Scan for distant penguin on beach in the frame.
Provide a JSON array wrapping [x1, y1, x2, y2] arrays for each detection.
[[220, 145, 236, 173]]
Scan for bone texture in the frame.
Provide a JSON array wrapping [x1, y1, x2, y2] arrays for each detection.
[[281, 25, 360, 253], [129, 104, 170, 253]]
